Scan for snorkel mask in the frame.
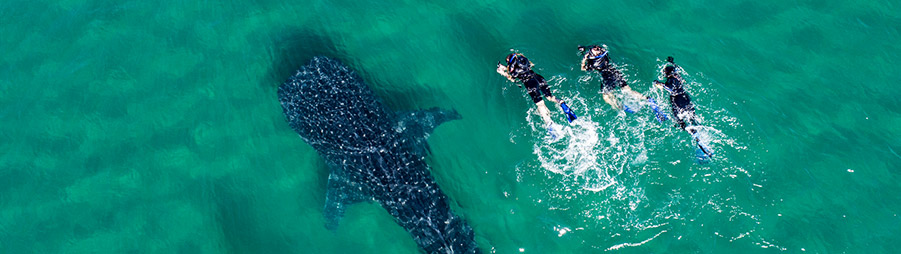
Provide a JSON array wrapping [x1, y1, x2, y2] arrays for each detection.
[[506, 53, 518, 65], [590, 46, 607, 59]]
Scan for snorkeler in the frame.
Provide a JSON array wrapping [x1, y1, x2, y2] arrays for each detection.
[[654, 56, 713, 158], [578, 45, 648, 112], [653, 56, 698, 130], [497, 52, 577, 125]]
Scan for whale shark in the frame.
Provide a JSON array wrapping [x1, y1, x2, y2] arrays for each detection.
[[278, 56, 479, 253]]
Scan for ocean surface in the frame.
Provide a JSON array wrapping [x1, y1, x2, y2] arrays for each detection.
[[2, 0, 900, 253]]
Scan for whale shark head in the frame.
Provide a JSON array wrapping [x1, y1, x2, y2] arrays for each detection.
[[278, 56, 394, 152]]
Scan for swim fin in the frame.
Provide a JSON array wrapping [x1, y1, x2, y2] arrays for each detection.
[[647, 98, 668, 122], [547, 124, 561, 141], [691, 132, 714, 160], [695, 147, 712, 164], [560, 102, 577, 123], [623, 105, 635, 114]]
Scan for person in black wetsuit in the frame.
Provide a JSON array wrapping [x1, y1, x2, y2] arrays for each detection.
[[497, 52, 562, 125], [654, 57, 698, 130], [654, 57, 714, 158], [579, 45, 648, 111]]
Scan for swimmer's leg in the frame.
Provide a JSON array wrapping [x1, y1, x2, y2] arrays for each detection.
[[687, 113, 699, 127], [538, 101, 563, 140], [602, 92, 622, 110], [621, 85, 647, 101], [676, 118, 687, 130], [536, 101, 554, 125], [671, 107, 687, 130], [544, 95, 560, 104], [536, 76, 560, 105]]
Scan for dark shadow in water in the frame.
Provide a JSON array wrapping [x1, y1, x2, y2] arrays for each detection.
[[265, 30, 343, 213], [264, 30, 347, 90], [266, 30, 460, 121]]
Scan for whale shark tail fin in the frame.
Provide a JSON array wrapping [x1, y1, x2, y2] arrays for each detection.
[[397, 107, 462, 155]]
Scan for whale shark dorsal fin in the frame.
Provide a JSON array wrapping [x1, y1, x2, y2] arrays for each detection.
[[396, 107, 461, 155], [323, 161, 370, 230]]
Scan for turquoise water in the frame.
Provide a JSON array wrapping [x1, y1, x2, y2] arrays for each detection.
[[2, 0, 900, 253]]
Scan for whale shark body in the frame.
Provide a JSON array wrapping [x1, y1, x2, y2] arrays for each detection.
[[278, 56, 478, 253]]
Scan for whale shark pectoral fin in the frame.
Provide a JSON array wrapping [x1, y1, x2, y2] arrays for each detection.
[[397, 107, 461, 155], [323, 164, 369, 231], [398, 107, 462, 135]]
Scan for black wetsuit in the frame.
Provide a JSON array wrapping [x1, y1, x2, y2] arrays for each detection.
[[661, 74, 696, 129], [509, 55, 552, 103], [585, 51, 628, 93]]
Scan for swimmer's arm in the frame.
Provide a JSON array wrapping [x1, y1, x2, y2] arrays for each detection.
[[580, 55, 589, 71], [653, 80, 665, 89], [496, 64, 516, 83]]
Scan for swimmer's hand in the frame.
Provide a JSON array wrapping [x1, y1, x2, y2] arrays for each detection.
[[496, 63, 517, 84], [496, 62, 506, 74]]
